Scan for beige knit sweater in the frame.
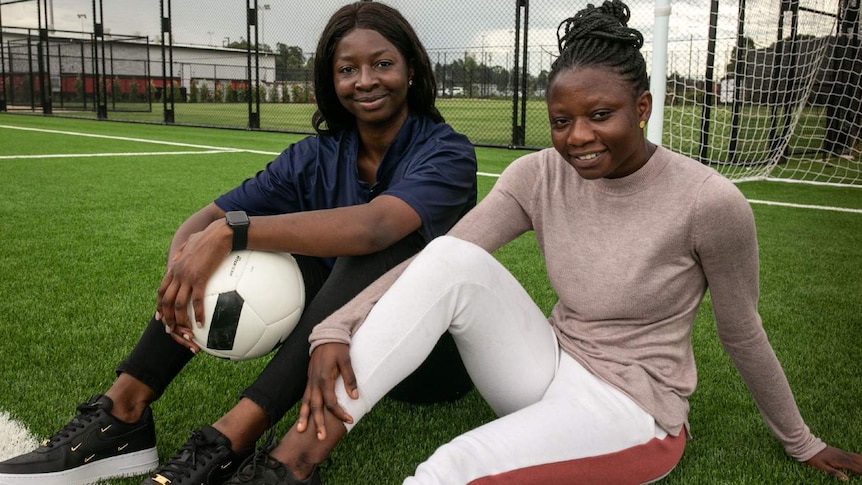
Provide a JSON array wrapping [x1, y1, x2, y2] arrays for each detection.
[[309, 146, 826, 461]]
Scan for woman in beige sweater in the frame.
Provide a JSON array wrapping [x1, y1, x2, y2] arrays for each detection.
[[226, 1, 862, 484]]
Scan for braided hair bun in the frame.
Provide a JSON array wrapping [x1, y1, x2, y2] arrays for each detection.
[[549, 0, 648, 94], [557, 0, 643, 54]]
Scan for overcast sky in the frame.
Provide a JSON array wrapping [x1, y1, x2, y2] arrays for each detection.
[[0, 0, 756, 48], [1, 0, 838, 76]]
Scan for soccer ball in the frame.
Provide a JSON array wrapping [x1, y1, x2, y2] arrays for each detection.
[[189, 250, 305, 361]]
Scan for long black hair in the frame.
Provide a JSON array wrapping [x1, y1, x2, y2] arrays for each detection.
[[549, 0, 649, 95], [311, 2, 443, 135]]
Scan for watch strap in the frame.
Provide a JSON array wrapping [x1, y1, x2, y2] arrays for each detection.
[[225, 211, 249, 251]]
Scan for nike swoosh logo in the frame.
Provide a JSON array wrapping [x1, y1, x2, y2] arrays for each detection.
[[101, 425, 112, 433], [85, 454, 96, 463], [220, 461, 233, 469], [118, 443, 129, 451], [71, 443, 82, 452]]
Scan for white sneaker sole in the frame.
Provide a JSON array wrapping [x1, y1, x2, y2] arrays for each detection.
[[0, 447, 158, 485]]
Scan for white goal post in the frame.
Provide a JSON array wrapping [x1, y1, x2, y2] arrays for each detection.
[[647, 0, 861, 187]]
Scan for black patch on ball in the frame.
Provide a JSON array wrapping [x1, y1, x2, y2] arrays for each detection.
[[208, 290, 244, 350]]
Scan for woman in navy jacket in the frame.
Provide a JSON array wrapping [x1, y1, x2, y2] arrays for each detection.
[[0, 4, 476, 485]]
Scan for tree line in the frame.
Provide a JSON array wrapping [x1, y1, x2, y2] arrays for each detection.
[[227, 40, 548, 98]]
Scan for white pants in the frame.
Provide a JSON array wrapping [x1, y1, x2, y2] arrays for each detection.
[[337, 236, 681, 485]]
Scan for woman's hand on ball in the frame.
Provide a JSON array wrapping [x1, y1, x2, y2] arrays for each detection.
[[157, 220, 232, 334], [166, 323, 202, 354]]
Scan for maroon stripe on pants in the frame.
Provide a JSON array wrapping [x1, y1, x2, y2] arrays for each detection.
[[468, 432, 686, 485]]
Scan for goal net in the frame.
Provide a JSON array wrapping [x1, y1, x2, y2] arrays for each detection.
[[658, 0, 861, 187]]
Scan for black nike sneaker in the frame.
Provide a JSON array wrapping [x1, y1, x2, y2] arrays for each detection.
[[140, 425, 250, 485], [0, 394, 158, 485], [224, 440, 321, 485]]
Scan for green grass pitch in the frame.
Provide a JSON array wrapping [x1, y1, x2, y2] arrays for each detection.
[[0, 113, 860, 484]]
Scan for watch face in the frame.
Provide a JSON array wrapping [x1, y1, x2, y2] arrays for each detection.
[[226, 211, 249, 226]]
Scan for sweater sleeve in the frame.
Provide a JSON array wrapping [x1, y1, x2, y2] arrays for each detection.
[[448, 151, 539, 249], [694, 174, 825, 461], [308, 257, 413, 352]]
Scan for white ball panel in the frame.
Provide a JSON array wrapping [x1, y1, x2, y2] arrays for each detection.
[[236, 301, 304, 359], [227, 311, 269, 357], [235, 251, 305, 325], [205, 252, 250, 294], [189, 250, 306, 361]]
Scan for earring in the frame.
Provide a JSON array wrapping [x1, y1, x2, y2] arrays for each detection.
[[408, 79, 414, 87], [639, 120, 646, 129]]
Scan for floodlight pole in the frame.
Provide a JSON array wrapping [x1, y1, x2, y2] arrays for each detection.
[[260, 4, 270, 47], [77, 13, 86, 36], [46, 0, 54, 31], [647, 0, 671, 145]]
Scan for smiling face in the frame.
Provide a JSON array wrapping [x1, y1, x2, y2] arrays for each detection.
[[332, 28, 414, 135], [547, 66, 652, 180]]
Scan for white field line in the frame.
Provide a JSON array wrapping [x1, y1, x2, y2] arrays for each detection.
[[746, 199, 862, 214], [0, 412, 39, 461], [2, 125, 858, 215], [765, 177, 862, 190], [0, 124, 280, 156], [0, 150, 239, 160]]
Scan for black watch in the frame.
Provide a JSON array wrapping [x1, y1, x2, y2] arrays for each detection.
[[225, 211, 250, 251]]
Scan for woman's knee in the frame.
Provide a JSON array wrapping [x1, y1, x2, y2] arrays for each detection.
[[417, 236, 496, 279], [424, 235, 482, 255]]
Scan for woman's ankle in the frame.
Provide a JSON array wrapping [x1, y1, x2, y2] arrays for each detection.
[[212, 398, 270, 452], [104, 374, 155, 424], [274, 417, 347, 479]]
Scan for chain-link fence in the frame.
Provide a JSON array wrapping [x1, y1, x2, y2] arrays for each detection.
[[1, 0, 858, 156], [4, 0, 650, 148]]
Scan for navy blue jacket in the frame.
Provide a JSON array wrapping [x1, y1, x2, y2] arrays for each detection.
[[215, 113, 478, 266]]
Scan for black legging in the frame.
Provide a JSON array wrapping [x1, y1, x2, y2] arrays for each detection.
[[116, 233, 473, 424]]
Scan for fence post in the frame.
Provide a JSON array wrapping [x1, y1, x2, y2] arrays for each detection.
[[0, 5, 6, 112], [37, 0, 52, 114], [510, 0, 528, 148], [698, 0, 719, 162], [247, 0, 260, 129], [92, 0, 108, 119], [160, 0, 175, 123]]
